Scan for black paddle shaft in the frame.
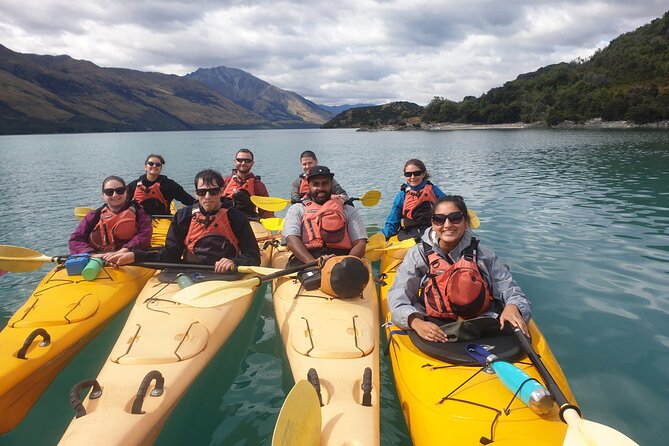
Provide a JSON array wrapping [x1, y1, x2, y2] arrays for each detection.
[[131, 259, 319, 281], [514, 330, 581, 421], [259, 259, 319, 282]]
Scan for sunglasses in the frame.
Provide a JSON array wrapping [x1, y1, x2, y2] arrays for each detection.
[[103, 187, 127, 196], [432, 212, 465, 225], [404, 170, 424, 178], [195, 187, 221, 197], [236, 158, 253, 164], [146, 161, 162, 167]]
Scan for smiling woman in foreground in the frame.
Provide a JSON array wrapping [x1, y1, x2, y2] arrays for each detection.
[[387, 195, 531, 341]]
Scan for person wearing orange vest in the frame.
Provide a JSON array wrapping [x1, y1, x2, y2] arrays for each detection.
[[382, 159, 447, 240], [290, 150, 348, 203], [387, 195, 531, 342], [283, 166, 368, 266], [107, 169, 260, 273], [222, 149, 273, 219], [69, 176, 152, 255], [126, 154, 196, 216]]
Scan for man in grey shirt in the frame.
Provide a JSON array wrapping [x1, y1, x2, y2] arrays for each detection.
[[283, 166, 367, 265], [290, 150, 348, 203]]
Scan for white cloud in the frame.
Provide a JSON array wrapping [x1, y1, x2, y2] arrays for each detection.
[[0, 0, 666, 105]]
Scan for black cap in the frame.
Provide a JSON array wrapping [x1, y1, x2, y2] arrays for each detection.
[[307, 165, 335, 181]]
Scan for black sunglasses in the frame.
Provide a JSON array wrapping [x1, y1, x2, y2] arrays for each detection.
[[236, 158, 253, 164], [404, 170, 424, 178], [195, 187, 221, 197], [147, 161, 162, 167], [103, 187, 127, 196], [432, 212, 465, 225]]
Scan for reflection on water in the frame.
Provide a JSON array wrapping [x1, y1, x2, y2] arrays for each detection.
[[0, 128, 667, 445]]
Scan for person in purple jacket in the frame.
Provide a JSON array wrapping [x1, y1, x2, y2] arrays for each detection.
[[69, 175, 152, 258]]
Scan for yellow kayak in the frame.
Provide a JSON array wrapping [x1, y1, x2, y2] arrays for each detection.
[[58, 222, 273, 445], [57, 271, 260, 445], [0, 265, 154, 435], [271, 250, 381, 446], [378, 245, 575, 445]]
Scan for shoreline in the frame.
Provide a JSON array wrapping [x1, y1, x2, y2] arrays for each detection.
[[356, 119, 669, 132]]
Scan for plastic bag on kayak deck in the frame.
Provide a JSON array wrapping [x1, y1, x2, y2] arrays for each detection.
[[439, 317, 501, 342]]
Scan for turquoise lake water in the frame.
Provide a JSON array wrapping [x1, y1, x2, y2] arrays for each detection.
[[0, 128, 667, 445]]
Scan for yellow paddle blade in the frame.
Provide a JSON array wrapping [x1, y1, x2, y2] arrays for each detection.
[[251, 196, 290, 212], [468, 209, 480, 229], [272, 380, 321, 446], [260, 217, 285, 231], [74, 207, 94, 221], [0, 245, 54, 272], [562, 408, 638, 446], [171, 277, 261, 308], [359, 190, 381, 207], [364, 232, 386, 262], [365, 232, 386, 251]]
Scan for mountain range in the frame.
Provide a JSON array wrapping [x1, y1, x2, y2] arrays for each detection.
[[0, 45, 367, 135]]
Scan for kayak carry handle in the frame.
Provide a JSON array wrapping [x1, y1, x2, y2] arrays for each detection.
[[69, 379, 102, 418], [16, 328, 51, 359], [131, 370, 165, 414], [307, 368, 324, 407], [361, 367, 373, 407]]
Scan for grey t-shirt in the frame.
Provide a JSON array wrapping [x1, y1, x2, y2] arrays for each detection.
[[282, 200, 367, 245]]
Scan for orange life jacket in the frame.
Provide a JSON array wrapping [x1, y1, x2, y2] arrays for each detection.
[[89, 205, 138, 252], [301, 197, 352, 251], [185, 205, 240, 263], [421, 238, 492, 321], [133, 181, 168, 210], [298, 175, 309, 196], [402, 182, 438, 227], [222, 174, 260, 198]]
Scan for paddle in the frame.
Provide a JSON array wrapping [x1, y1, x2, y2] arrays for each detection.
[[0, 245, 66, 273], [260, 217, 285, 231], [514, 329, 639, 446], [272, 380, 321, 446], [0, 246, 288, 276], [171, 260, 319, 308], [251, 190, 382, 212]]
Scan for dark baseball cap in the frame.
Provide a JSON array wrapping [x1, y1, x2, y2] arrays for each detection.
[[307, 165, 335, 181]]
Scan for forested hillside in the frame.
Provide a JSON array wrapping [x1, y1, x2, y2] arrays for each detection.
[[326, 11, 669, 128]]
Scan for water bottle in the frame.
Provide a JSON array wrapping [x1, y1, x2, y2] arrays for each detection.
[[177, 273, 194, 289], [82, 258, 104, 281]]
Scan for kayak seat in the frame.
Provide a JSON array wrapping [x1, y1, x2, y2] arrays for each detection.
[[110, 315, 208, 365], [291, 310, 375, 359], [9, 294, 100, 328], [408, 331, 522, 365]]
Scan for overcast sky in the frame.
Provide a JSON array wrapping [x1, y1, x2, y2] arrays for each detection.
[[1, 1, 667, 105]]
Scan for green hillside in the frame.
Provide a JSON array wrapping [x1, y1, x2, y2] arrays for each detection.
[[0, 45, 268, 134], [325, 11, 669, 128]]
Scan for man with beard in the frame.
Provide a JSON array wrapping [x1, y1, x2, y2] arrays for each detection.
[[283, 166, 367, 266], [222, 148, 273, 218]]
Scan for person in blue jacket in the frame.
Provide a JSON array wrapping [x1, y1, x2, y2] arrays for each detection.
[[382, 159, 446, 240]]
